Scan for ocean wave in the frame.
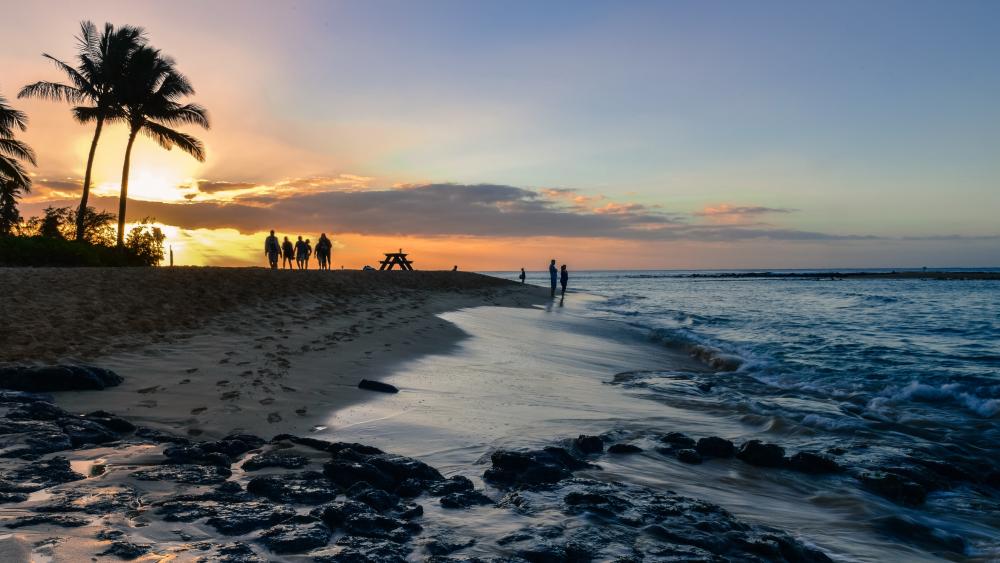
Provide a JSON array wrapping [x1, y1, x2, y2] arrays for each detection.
[[645, 327, 746, 372], [870, 381, 1000, 418]]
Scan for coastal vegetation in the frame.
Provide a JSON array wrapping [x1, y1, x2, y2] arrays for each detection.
[[0, 20, 205, 265]]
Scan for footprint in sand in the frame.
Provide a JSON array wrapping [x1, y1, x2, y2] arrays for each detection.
[[137, 400, 157, 408], [295, 407, 307, 415], [191, 407, 207, 415], [179, 378, 191, 384], [220, 391, 240, 401], [137, 386, 161, 394], [216, 380, 230, 386], [185, 368, 199, 374], [259, 398, 275, 405], [267, 412, 282, 423], [280, 385, 297, 392], [187, 428, 204, 437]]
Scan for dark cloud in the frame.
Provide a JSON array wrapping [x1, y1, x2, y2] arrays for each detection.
[[695, 205, 796, 217], [193, 181, 259, 194]]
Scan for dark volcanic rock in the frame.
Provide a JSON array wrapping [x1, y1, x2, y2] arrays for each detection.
[[311, 500, 412, 540], [4, 514, 89, 528], [607, 443, 643, 454], [573, 435, 604, 454], [206, 501, 297, 535], [271, 434, 384, 455], [676, 449, 703, 464], [0, 365, 123, 391], [0, 492, 28, 503], [59, 418, 119, 447], [788, 451, 842, 474], [346, 482, 400, 511], [312, 535, 411, 562], [163, 444, 232, 467], [874, 514, 966, 554], [203, 542, 265, 563], [358, 379, 399, 393], [440, 490, 493, 508], [424, 535, 476, 556], [98, 539, 151, 560], [247, 471, 340, 504], [483, 447, 592, 487], [82, 410, 136, 433], [858, 471, 927, 506], [132, 464, 231, 484], [736, 440, 786, 467], [242, 451, 309, 471], [660, 432, 696, 449], [134, 426, 190, 444], [257, 518, 332, 554], [156, 500, 218, 522], [428, 475, 474, 496], [324, 459, 395, 490], [695, 437, 735, 458], [5, 400, 72, 421], [325, 448, 443, 492], [2, 457, 84, 489]]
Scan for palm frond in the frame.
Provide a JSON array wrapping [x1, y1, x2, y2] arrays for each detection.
[[140, 120, 206, 162], [40, 54, 98, 97], [0, 138, 38, 166], [72, 105, 126, 125], [0, 94, 30, 132], [151, 103, 210, 129], [0, 156, 31, 193], [77, 21, 101, 61], [17, 80, 86, 104]]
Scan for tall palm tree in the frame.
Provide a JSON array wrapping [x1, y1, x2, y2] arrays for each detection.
[[0, 91, 36, 236], [18, 21, 145, 241], [114, 46, 208, 246]]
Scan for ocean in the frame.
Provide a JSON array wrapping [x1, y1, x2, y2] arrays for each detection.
[[327, 269, 1000, 561]]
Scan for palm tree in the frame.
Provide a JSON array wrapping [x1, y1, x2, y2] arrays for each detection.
[[18, 21, 145, 241], [114, 46, 208, 246], [0, 91, 36, 236]]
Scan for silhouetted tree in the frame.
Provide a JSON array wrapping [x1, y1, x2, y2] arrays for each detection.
[[124, 218, 165, 265], [70, 206, 117, 246], [0, 92, 36, 236], [114, 46, 208, 246], [18, 21, 146, 241]]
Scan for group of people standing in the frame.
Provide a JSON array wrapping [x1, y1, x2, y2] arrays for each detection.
[[264, 230, 334, 270], [517, 260, 569, 298]]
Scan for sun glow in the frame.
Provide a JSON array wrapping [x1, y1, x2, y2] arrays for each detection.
[[93, 167, 196, 203]]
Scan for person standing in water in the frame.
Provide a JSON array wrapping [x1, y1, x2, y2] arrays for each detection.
[[560, 264, 568, 297], [549, 259, 558, 297], [264, 230, 280, 269], [281, 237, 295, 269], [519, 267, 526, 284]]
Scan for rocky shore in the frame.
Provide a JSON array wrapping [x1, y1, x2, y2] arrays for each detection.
[[0, 365, 843, 562]]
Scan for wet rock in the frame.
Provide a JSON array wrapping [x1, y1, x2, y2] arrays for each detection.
[[311, 500, 412, 540], [0, 365, 123, 391], [607, 443, 643, 454], [132, 464, 231, 484], [346, 482, 400, 510], [695, 437, 735, 458], [257, 517, 332, 554], [206, 501, 297, 535], [2, 457, 84, 488], [0, 492, 28, 503], [424, 535, 476, 556], [163, 444, 232, 467], [5, 400, 72, 421], [271, 434, 384, 455], [788, 451, 841, 474], [660, 432, 696, 449], [4, 514, 89, 528], [573, 435, 604, 454], [242, 451, 309, 471], [440, 490, 493, 508], [134, 426, 190, 444], [36, 486, 141, 514], [156, 500, 218, 522], [428, 475, 474, 496], [484, 447, 592, 487], [397, 503, 424, 520], [324, 459, 395, 490], [358, 379, 399, 393], [247, 471, 340, 504], [99, 540, 151, 560], [83, 410, 136, 433], [395, 477, 425, 497], [59, 418, 119, 447], [312, 535, 411, 562], [364, 452, 445, 484], [202, 542, 265, 563], [858, 471, 927, 506], [736, 440, 786, 467], [676, 449, 703, 464]]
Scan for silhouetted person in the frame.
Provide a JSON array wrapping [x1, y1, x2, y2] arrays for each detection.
[[549, 259, 558, 297], [560, 264, 568, 297], [294, 236, 307, 269], [452, 265, 458, 271], [281, 237, 294, 269], [316, 233, 332, 270], [519, 267, 526, 284], [304, 239, 313, 269], [264, 230, 280, 269]]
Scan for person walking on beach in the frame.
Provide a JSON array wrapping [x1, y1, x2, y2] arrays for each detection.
[[294, 236, 306, 269], [560, 264, 568, 297], [304, 239, 313, 269], [315, 233, 332, 270], [264, 230, 280, 269], [519, 267, 526, 284], [549, 259, 558, 297], [281, 237, 295, 269]]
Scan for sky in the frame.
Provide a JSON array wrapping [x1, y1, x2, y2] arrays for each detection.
[[2, 0, 999, 269]]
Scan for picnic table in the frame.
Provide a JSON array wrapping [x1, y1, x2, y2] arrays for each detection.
[[379, 249, 414, 271]]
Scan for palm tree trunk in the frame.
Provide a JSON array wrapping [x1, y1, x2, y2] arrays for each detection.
[[116, 127, 139, 247], [76, 115, 104, 241]]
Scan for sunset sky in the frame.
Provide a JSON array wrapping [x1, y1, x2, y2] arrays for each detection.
[[3, 0, 999, 269]]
